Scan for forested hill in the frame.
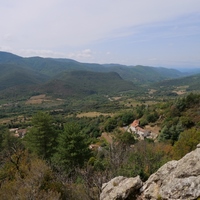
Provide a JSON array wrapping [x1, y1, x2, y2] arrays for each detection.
[[152, 73, 200, 92], [0, 64, 48, 91], [37, 71, 136, 97], [102, 64, 184, 83], [0, 51, 186, 84]]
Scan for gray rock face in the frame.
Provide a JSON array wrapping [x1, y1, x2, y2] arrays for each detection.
[[100, 175, 143, 200], [140, 145, 200, 200], [100, 144, 200, 200]]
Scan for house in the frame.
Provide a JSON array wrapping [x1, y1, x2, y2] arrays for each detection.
[[9, 128, 18, 132], [128, 120, 151, 140], [129, 119, 140, 132], [135, 126, 151, 139], [9, 128, 27, 138], [136, 126, 146, 137], [16, 129, 27, 138]]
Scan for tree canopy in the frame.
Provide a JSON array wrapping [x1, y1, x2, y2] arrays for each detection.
[[24, 112, 57, 160], [53, 122, 91, 172]]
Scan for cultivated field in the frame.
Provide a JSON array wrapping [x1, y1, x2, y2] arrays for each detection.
[[77, 112, 113, 118], [26, 94, 47, 104]]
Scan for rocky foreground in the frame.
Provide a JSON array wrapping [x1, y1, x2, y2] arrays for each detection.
[[100, 144, 200, 200]]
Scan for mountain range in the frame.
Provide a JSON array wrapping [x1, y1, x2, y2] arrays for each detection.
[[0, 51, 198, 98]]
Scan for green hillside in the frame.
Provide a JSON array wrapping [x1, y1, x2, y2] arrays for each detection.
[[0, 51, 186, 85], [0, 64, 48, 91], [38, 71, 136, 97], [0, 51, 22, 63], [152, 73, 200, 92], [103, 65, 184, 83]]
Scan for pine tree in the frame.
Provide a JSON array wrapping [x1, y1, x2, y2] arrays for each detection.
[[55, 122, 91, 172], [159, 125, 170, 141], [24, 112, 57, 160]]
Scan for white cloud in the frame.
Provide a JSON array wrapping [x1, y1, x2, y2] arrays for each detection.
[[0, 45, 13, 52], [68, 49, 93, 61], [19, 49, 66, 58]]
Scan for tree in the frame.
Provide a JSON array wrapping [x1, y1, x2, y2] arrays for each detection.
[[104, 117, 118, 132], [146, 111, 159, 123], [173, 128, 200, 159], [54, 122, 91, 172], [115, 131, 135, 146], [24, 112, 57, 160], [159, 125, 170, 141], [121, 111, 135, 126], [0, 152, 66, 199], [126, 141, 172, 180]]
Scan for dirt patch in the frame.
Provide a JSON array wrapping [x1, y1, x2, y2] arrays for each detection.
[[172, 90, 186, 95], [145, 125, 160, 136], [148, 89, 157, 94], [26, 94, 47, 104], [0, 118, 11, 124], [173, 85, 189, 95], [77, 112, 113, 118], [30, 94, 46, 99], [112, 96, 122, 101]]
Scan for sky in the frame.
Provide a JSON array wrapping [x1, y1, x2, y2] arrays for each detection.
[[0, 0, 200, 68]]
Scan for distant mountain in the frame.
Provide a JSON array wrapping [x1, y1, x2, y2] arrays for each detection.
[[103, 65, 184, 83], [173, 67, 200, 74], [152, 73, 200, 92], [0, 51, 22, 63], [0, 51, 187, 84], [1, 51, 197, 99]]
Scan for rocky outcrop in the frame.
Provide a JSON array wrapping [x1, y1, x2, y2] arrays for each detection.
[[100, 176, 142, 200], [100, 144, 200, 200], [140, 144, 200, 200]]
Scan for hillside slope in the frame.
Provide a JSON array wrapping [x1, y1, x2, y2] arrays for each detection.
[[0, 51, 186, 84], [152, 73, 200, 92], [103, 65, 184, 83], [38, 71, 136, 97], [0, 64, 48, 91]]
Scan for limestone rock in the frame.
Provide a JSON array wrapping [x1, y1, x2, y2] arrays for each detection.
[[100, 175, 143, 200], [100, 144, 200, 200], [140, 145, 200, 200]]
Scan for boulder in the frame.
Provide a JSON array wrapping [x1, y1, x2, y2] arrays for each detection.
[[100, 175, 143, 200], [100, 144, 200, 200], [140, 144, 200, 199]]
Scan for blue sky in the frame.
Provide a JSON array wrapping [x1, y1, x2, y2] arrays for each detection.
[[0, 0, 200, 68]]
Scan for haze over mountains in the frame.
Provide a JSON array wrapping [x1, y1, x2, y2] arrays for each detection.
[[0, 51, 199, 98]]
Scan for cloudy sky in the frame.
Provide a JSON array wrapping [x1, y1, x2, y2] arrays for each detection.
[[0, 0, 200, 68]]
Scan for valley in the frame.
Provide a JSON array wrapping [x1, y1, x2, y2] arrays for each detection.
[[0, 51, 200, 199]]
